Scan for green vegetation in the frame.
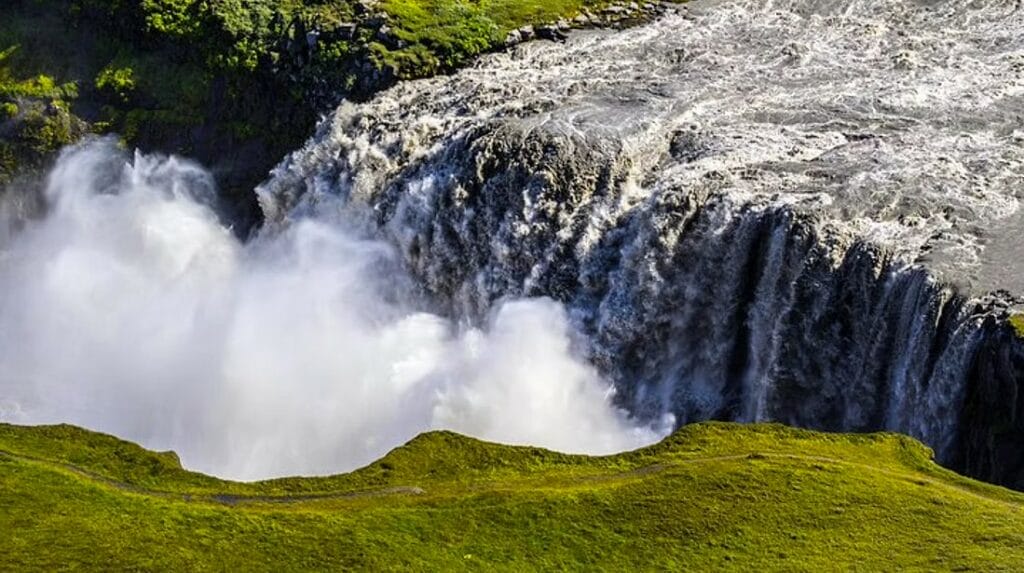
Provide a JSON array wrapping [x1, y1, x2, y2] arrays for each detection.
[[1010, 314, 1024, 339], [2, 421, 1023, 570], [1, 0, 360, 210], [94, 65, 136, 103], [0, 45, 87, 183], [378, 0, 613, 76]]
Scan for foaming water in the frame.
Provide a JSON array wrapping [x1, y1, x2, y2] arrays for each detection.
[[264, 0, 1024, 293], [0, 140, 667, 480]]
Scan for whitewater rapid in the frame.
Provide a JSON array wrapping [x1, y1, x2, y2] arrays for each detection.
[[265, 0, 1024, 294]]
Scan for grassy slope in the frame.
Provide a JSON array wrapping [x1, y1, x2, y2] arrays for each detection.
[[2, 422, 1024, 570]]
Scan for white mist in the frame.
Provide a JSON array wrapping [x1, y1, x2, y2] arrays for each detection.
[[0, 140, 667, 480]]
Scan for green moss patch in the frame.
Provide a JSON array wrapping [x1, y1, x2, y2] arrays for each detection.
[[1009, 314, 1024, 339]]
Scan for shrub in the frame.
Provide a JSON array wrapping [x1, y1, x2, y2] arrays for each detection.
[[95, 65, 137, 103]]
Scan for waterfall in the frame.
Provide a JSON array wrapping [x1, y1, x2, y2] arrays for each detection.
[[259, 0, 1024, 486]]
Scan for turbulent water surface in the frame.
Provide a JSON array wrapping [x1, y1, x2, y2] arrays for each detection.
[[2, 0, 1024, 485], [267, 0, 1024, 293]]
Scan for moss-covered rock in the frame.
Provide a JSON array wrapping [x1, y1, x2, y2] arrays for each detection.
[[0, 102, 89, 184], [0, 45, 90, 184]]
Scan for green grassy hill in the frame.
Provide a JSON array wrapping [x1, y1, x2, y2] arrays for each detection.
[[2, 422, 1023, 570]]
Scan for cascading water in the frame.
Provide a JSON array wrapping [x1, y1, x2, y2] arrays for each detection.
[[259, 0, 1024, 486], [0, 141, 665, 480]]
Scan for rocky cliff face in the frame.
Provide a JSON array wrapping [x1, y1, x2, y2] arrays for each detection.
[[956, 322, 1024, 489], [259, 1, 1024, 487]]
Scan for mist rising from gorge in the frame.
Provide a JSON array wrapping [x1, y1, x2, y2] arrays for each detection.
[[0, 140, 668, 480]]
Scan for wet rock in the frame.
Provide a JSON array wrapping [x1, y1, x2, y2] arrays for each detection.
[[505, 29, 523, 47], [536, 25, 569, 42], [335, 23, 356, 41]]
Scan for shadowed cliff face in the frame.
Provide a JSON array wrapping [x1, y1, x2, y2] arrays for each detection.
[[956, 321, 1024, 490], [260, 0, 1024, 487]]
